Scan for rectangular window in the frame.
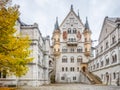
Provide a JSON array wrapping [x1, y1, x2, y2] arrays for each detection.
[[73, 76, 76, 80], [62, 67, 64, 72], [71, 59, 74, 63], [77, 67, 79, 72], [61, 76, 65, 80]]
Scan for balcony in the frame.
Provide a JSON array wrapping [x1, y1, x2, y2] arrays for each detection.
[[67, 41, 77, 46]]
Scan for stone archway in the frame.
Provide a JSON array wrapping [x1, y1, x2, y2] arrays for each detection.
[[82, 66, 86, 72]]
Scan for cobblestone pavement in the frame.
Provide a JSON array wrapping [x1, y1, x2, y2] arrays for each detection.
[[19, 84, 120, 90]]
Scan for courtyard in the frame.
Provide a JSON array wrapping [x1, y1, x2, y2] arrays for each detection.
[[19, 84, 120, 90]]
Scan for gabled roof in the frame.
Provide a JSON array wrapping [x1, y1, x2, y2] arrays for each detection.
[[60, 5, 84, 27], [98, 17, 119, 43]]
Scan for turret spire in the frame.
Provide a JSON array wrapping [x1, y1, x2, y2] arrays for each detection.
[[54, 17, 60, 30], [85, 17, 90, 30], [70, 4, 73, 11]]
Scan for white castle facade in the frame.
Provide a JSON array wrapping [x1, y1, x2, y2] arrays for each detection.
[[88, 17, 120, 85], [0, 5, 120, 86], [0, 19, 53, 87], [51, 5, 92, 83]]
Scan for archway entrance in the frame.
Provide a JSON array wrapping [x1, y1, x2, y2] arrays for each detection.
[[82, 66, 86, 72]]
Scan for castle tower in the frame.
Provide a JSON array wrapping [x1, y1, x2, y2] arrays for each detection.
[[52, 17, 61, 56], [83, 17, 92, 57]]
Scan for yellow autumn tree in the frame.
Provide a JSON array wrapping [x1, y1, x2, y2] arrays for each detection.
[[0, 0, 33, 77]]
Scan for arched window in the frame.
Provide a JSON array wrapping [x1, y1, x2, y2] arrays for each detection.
[[112, 52, 117, 63], [73, 28, 77, 34], [113, 72, 116, 79], [97, 63, 99, 68], [62, 46, 67, 53], [62, 56, 67, 63], [112, 35, 116, 44], [66, 67, 68, 71], [74, 38, 76, 41], [71, 56, 74, 63], [70, 48, 74, 52], [77, 46, 82, 53], [68, 28, 71, 34], [105, 56, 109, 65], [115, 54, 117, 62], [49, 60, 52, 67], [62, 67, 64, 72], [77, 56, 82, 62], [100, 61, 104, 67]]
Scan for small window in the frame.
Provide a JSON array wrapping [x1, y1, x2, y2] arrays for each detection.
[[97, 63, 99, 68], [112, 36, 116, 44], [71, 48, 74, 52], [77, 67, 79, 72], [77, 47, 82, 53], [113, 72, 116, 79], [77, 56, 82, 62], [106, 58, 109, 65], [71, 57, 74, 63], [73, 76, 76, 80], [112, 54, 117, 63], [101, 46, 103, 52], [62, 67, 64, 72], [106, 42, 109, 49], [101, 74, 103, 79], [61, 76, 65, 80], [70, 67, 72, 71], [68, 28, 71, 34], [66, 67, 68, 71], [101, 61, 103, 67], [62, 56, 67, 63]]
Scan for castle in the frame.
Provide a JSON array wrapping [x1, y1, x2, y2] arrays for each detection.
[[0, 5, 120, 86]]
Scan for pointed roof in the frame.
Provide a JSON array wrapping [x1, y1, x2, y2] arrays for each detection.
[[71, 4, 73, 11], [54, 17, 60, 30], [85, 17, 90, 30], [60, 5, 84, 27], [78, 10, 80, 19]]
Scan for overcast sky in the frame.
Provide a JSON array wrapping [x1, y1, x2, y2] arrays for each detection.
[[12, 0, 120, 43]]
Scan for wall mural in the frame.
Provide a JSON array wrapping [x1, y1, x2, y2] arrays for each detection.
[[63, 31, 67, 40], [77, 31, 81, 40]]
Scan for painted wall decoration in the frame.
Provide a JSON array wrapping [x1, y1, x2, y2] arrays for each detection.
[[77, 31, 81, 40], [63, 31, 67, 40]]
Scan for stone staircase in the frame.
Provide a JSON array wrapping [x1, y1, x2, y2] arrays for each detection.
[[82, 71, 102, 84]]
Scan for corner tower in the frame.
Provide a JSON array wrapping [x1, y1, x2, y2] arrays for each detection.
[[83, 17, 92, 57], [52, 17, 61, 56]]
